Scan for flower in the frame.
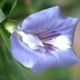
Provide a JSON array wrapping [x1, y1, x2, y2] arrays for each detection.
[[10, 6, 80, 72]]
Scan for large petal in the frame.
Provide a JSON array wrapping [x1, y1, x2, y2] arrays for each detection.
[[18, 6, 78, 42], [11, 32, 80, 72]]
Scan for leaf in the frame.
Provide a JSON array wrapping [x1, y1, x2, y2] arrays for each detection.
[[0, 8, 5, 23], [0, 26, 10, 51], [0, 0, 6, 8], [8, 0, 17, 18]]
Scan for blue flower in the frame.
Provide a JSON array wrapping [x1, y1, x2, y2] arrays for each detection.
[[11, 6, 80, 72]]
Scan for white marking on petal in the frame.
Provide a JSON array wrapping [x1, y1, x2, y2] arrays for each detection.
[[42, 35, 72, 50], [16, 31, 44, 50]]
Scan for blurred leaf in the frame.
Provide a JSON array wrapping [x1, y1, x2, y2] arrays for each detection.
[[0, 8, 5, 23], [8, 0, 27, 19], [8, 0, 17, 18], [0, 0, 6, 8], [0, 26, 10, 51], [2, 0, 17, 18], [0, 44, 28, 80]]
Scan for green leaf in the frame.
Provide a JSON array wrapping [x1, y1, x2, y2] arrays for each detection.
[[0, 26, 10, 51], [0, 0, 6, 8], [8, 0, 17, 18], [0, 8, 5, 23]]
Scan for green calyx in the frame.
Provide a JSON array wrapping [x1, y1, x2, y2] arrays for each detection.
[[4, 20, 17, 34]]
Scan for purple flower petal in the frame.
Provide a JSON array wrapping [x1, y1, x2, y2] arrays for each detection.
[[11, 33, 80, 72]]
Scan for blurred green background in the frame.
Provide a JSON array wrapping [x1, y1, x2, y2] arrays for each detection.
[[0, 0, 80, 80]]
